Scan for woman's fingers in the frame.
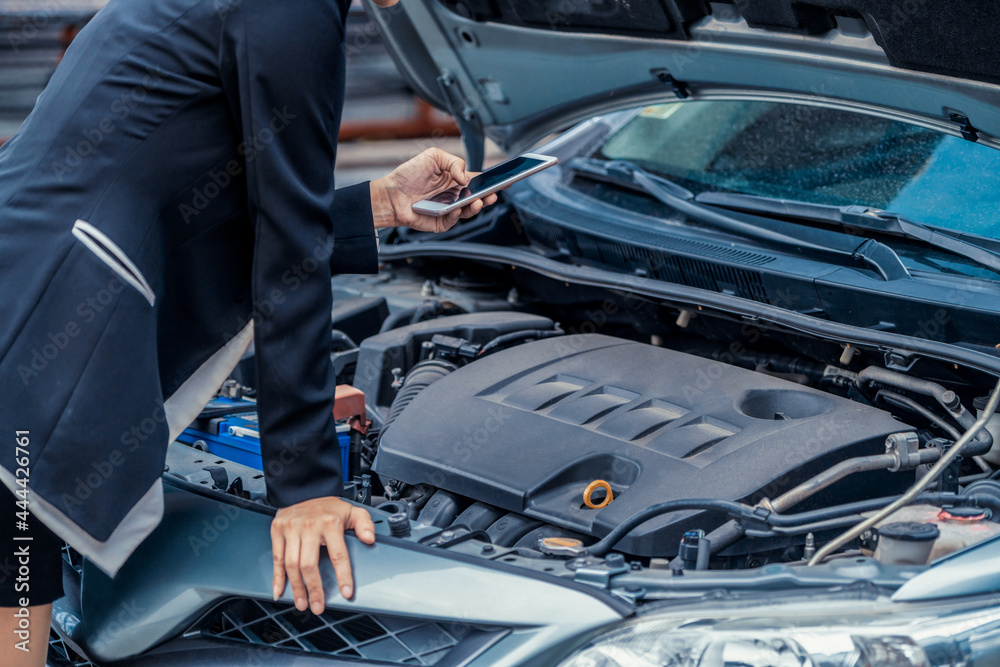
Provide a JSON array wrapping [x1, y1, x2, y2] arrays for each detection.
[[271, 522, 286, 601], [270, 499, 376, 614], [347, 506, 377, 545], [323, 524, 354, 600], [425, 147, 468, 186], [299, 531, 325, 614], [283, 536, 308, 612], [458, 196, 491, 219]]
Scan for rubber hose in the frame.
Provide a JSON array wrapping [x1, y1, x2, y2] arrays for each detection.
[[380, 359, 457, 441]]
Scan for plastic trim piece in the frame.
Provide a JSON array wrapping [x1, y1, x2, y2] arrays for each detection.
[[378, 241, 1000, 378]]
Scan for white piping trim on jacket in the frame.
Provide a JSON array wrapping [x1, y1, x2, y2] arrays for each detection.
[[164, 321, 254, 442], [0, 468, 164, 578], [0, 324, 254, 577], [72, 219, 156, 307]]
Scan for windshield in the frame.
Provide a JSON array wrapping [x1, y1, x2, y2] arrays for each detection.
[[599, 101, 1000, 242]]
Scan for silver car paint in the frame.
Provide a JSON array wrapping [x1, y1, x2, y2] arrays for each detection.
[[76, 483, 624, 664], [370, 2, 1000, 156]]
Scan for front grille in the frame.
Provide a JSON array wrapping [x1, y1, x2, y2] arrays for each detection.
[[527, 218, 772, 303], [48, 630, 95, 667], [517, 192, 777, 304], [197, 598, 506, 665]]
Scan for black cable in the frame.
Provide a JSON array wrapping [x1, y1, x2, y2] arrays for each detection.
[[477, 327, 563, 357], [749, 493, 1000, 537], [583, 492, 997, 556], [583, 499, 768, 556], [876, 390, 962, 440]]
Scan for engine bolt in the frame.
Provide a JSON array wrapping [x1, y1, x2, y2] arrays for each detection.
[[803, 533, 816, 559], [942, 390, 960, 409]]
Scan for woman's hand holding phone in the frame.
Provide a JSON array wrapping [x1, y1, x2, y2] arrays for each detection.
[[369, 148, 499, 233]]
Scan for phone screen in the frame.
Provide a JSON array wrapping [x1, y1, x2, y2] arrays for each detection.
[[427, 156, 548, 205]]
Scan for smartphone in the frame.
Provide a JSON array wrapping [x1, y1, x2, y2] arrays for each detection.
[[411, 152, 558, 217]]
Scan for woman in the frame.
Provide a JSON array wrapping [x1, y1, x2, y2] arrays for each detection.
[[0, 0, 495, 663]]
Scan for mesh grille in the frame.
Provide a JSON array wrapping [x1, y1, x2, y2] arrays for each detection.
[[519, 195, 774, 304], [198, 598, 500, 665], [48, 630, 95, 667]]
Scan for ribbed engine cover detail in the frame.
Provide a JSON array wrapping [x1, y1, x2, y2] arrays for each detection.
[[374, 335, 910, 556]]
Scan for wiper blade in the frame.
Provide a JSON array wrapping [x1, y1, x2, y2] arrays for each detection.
[[567, 157, 911, 280], [570, 157, 834, 253], [697, 191, 1000, 276]]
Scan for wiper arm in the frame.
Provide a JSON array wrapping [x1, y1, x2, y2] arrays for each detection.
[[570, 157, 836, 253], [568, 157, 911, 280], [696, 191, 1000, 277]]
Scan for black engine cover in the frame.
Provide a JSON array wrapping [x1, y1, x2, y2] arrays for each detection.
[[374, 335, 910, 555]]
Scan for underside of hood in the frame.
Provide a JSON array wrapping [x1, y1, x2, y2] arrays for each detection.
[[438, 1, 1000, 84], [369, 1, 1000, 168]]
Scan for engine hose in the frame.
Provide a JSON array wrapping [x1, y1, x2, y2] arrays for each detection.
[[330, 329, 358, 352], [378, 300, 450, 334], [582, 499, 768, 557], [809, 377, 1000, 565], [856, 367, 993, 454], [477, 328, 564, 357], [876, 390, 962, 440], [379, 306, 420, 334], [587, 490, 998, 558], [705, 447, 940, 558], [380, 359, 457, 440], [753, 492, 1000, 537]]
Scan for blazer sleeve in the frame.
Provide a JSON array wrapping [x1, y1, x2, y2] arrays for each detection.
[[329, 181, 379, 275], [220, 0, 367, 507]]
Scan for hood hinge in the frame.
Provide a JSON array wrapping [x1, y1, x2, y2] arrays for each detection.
[[438, 71, 486, 171]]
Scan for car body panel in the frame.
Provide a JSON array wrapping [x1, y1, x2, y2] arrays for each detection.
[[510, 153, 1000, 343], [892, 534, 1000, 602], [376, 240, 1000, 379], [369, 2, 1000, 163], [77, 465, 625, 664]]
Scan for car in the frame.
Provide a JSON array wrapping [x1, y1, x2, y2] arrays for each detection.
[[49, 1, 1000, 666]]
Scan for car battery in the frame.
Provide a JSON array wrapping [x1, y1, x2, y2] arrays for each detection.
[[178, 397, 352, 483]]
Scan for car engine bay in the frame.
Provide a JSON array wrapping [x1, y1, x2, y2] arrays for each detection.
[[174, 260, 1000, 586]]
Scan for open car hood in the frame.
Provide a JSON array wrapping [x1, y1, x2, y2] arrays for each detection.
[[367, 0, 1000, 169]]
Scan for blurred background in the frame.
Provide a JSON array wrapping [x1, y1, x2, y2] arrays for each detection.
[[0, 0, 502, 185]]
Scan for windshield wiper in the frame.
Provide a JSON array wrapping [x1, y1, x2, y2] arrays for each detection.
[[567, 157, 911, 280], [696, 191, 1000, 277], [570, 157, 832, 252]]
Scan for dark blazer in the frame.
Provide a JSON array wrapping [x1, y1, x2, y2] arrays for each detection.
[[0, 0, 377, 575]]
